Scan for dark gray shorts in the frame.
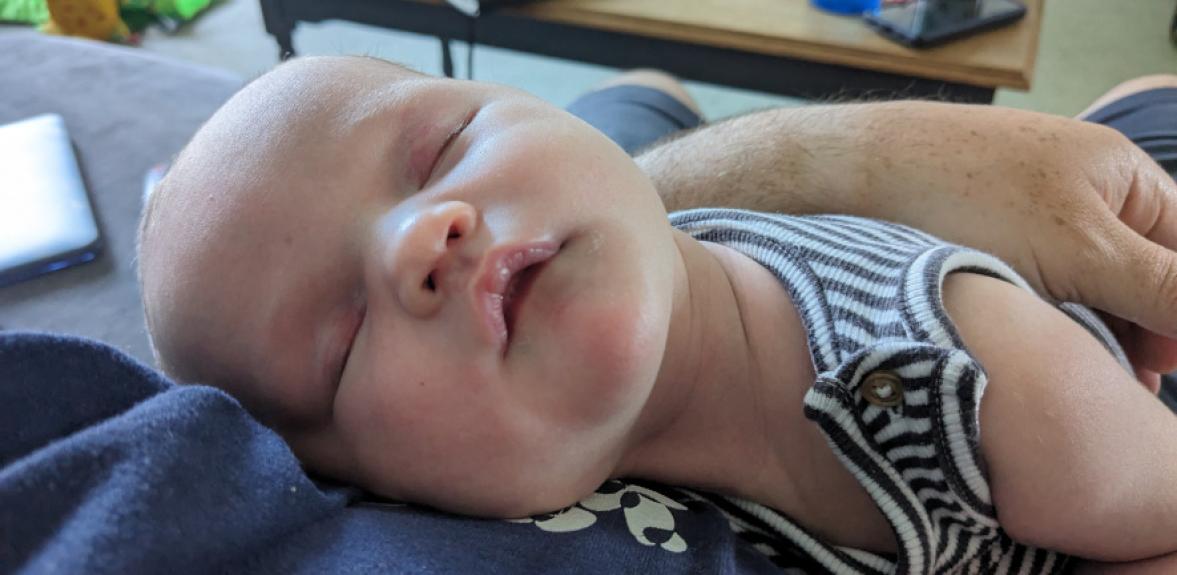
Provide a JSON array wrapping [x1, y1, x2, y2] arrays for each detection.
[[1083, 87, 1177, 178], [565, 85, 703, 156]]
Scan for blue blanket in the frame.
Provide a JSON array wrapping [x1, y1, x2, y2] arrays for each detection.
[[0, 332, 803, 574]]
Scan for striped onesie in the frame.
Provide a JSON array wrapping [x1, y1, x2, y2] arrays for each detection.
[[669, 208, 1131, 575]]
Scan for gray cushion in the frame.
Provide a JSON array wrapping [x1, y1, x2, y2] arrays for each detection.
[[0, 28, 241, 364]]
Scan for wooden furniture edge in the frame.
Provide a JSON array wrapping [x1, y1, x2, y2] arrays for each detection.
[[507, 0, 1038, 90]]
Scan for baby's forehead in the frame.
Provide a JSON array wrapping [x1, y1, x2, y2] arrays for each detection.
[[148, 56, 426, 254], [232, 56, 424, 132], [260, 55, 422, 95], [173, 56, 427, 189]]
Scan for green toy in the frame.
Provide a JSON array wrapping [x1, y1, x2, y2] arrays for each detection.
[[0, 0, 214, 37], [0, 0, 51, 25]]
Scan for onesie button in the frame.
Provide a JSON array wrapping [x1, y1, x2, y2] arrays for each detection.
[[862, 371, 904, 407]]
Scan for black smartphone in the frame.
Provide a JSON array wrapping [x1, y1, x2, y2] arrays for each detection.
[[864, 0, 1027, 49], [0, 114, 102, 288]]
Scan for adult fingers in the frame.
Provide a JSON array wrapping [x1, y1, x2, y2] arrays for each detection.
[[1116, 155, 1177, 254], [1104, 316, 1174, 389], [1130, 325, 1177, 376], [1077, 159, 1177, 340], [1135, 367, 1162, 396], [1068, 213, 1177, 342]]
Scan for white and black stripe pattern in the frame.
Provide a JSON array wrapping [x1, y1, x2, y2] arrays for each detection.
[[670, 209, 1128, 574]]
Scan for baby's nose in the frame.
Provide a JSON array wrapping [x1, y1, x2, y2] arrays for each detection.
[[382, 200, 478, 318]]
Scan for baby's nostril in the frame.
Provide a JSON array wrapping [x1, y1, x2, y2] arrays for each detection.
[[425, 274, 436, 291]]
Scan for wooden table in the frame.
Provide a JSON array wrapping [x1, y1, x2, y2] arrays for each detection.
[[259, 0, 1043, 103]]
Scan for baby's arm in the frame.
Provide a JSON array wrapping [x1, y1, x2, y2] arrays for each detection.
[[943, 273, 1177, 563]]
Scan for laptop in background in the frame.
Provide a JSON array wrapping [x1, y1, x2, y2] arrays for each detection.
[[0, 114, 102, 288]]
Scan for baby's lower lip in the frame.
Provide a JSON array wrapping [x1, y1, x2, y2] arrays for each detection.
[[482, 291, 509, 350], [477, 241, 561, 353], [503, 260, 547, 345]]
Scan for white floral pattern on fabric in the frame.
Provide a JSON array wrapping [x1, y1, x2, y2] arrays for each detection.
[[507, 480, 689, 553]]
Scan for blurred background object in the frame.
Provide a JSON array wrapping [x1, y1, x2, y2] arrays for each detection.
[[125, 0, 1175, 118], [0, 0, 216, 43]]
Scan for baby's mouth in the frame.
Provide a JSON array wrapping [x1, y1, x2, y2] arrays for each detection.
[[502, 260, 546, 343], [476, 241, 561, 352]]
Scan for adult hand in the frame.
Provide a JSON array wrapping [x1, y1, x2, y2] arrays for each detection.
[[972, 119, 1177, 391], [639, 102, 1177, 389]]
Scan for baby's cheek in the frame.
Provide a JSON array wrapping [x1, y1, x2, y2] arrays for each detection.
[[556, 295, 665, 426]]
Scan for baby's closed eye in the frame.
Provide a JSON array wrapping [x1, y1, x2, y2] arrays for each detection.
[[423, 109, 477, 187]]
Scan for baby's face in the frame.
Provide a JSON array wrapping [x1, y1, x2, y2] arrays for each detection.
[[139, 57, 679, 517]]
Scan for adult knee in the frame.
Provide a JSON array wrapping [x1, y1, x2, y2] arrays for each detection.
[[594, 69, 701, 116], [1105, 74, 1177, 96], [1078, 74, 1177, 119]]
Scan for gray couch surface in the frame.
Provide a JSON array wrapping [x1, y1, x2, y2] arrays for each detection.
[[0, 29, 241, 364]]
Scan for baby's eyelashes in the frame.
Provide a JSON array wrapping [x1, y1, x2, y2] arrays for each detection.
[[424, 108, 478, 187]]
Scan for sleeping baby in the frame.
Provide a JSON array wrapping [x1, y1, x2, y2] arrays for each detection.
[[137, 56, 1177, 573]]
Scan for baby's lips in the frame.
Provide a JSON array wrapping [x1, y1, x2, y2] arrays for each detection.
[[473, 241, 561, 349], [476, 241, 561, 298]]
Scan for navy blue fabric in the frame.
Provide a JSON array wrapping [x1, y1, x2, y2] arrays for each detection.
[[1083, 87, 1177, 178], [566, 84, 703, 156], [0, 332, 789, 574]]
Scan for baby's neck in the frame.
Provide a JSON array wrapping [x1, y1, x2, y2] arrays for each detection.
[[616, 230, 816, 506]]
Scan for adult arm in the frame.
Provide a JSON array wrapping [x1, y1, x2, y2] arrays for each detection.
[[638, 101, 1177, 384]]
